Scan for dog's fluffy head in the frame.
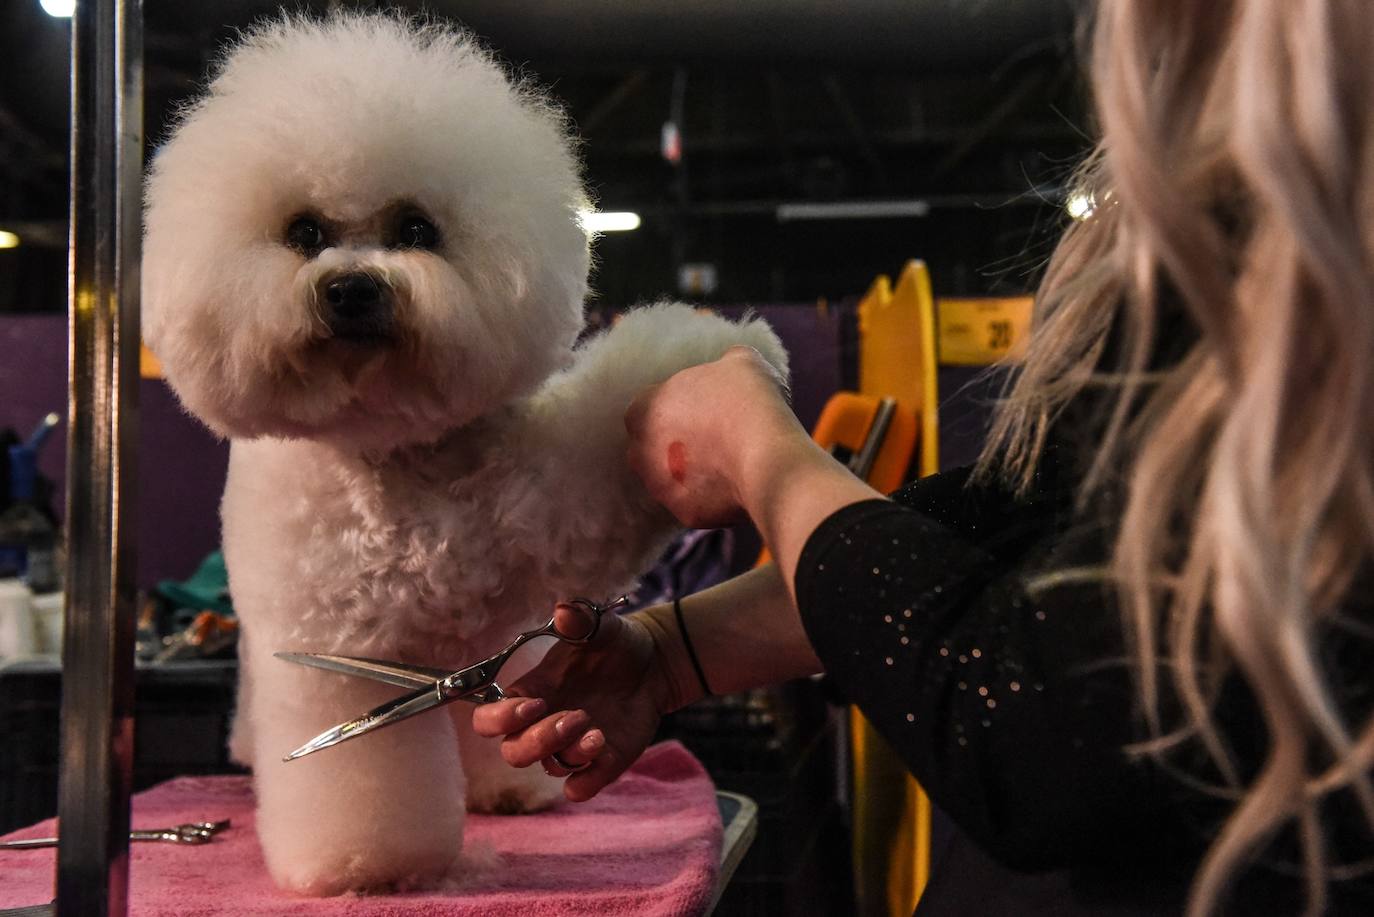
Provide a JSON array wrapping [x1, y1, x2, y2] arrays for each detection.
[[143, 13, 590, 448]]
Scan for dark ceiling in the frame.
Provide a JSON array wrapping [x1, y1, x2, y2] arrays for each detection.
[[0, 0, 1092, 311]]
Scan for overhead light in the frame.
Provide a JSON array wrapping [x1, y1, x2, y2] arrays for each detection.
[[776, 200, 931, 221], [579, 210, 641, 233], [0, 231, 19, 249], [40, 0, 75, 17], [1065, 190, 1096, 221]]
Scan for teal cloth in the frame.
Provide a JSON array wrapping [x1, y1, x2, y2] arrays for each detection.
[[156, 551, 232, 614]]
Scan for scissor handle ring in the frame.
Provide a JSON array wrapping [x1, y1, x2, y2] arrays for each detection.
[[560, 598, 605, 644], [561, 595, 630, 644]]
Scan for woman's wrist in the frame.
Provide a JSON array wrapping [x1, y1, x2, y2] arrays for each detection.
[[735, 424, 843, 525], [729, 411, 818, 519], [734, 424, 886, 589], [626, 568, 823, 711], [630, 604, 708, 715]]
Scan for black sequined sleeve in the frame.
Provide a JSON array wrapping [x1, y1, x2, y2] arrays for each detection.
[[794, 464, 1168, 871]]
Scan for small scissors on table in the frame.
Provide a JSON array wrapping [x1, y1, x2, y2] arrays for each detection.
[[275, 596, 628, 765], [0, 820, 231, 850]]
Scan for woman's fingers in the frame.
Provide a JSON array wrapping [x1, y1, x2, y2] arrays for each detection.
[[470, 696, 547, 738], [477, 602, 628, 738], [563, 746, 628, 802], [474, 607, 656, 799], [501, 602, 625, 695], [500, 708, 592, 769], [551, 602, 597, 641], [540, 727, 605, 776]]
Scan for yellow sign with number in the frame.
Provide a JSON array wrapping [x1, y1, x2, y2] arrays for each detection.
[[936, 296, 1034, 366]]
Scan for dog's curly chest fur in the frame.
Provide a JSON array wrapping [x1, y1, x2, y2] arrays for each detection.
[[284, 426, 556, 655]]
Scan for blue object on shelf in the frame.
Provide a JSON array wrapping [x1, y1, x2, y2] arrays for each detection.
[[0, 413, 61, 590]]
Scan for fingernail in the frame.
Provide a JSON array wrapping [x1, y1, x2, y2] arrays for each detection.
[[580, 730, 604, 752], [517, 699, 547, 721], [554, 711, 587, 737]]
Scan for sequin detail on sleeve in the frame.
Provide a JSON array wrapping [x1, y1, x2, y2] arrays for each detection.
[[792, 470, 1170, 871]]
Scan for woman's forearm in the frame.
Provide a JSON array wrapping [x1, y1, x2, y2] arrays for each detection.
[[735, 426, 887, 602], [618, 346, 888, 708], [621, 345, 883, 601], [632, 563, 822, 711], [632, 428, 886, 713]]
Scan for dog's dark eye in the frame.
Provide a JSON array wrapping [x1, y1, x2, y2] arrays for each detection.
[[396, 215, 439, 250], [286, 217, 325, 254]]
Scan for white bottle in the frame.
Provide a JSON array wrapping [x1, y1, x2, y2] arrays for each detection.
[[0, 578, 36, 658]]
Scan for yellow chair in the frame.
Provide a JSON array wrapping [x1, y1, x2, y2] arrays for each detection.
[[858, 261, 940, 478], [850, 267, 1036, 916], [757, 266, 1033, 916], [851, 260, 940, 917]]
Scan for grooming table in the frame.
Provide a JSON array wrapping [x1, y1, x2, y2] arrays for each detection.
[[0, 741, 754, 917]]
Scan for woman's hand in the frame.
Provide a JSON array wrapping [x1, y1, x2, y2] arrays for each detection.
[[624, 345, 804, 529], [473, 566, 824, 801], [626, 343, 883, 589], [471, 603, 681, 802]]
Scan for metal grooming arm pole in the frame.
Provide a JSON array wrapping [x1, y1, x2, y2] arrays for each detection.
[[56, 0, 142, 913]]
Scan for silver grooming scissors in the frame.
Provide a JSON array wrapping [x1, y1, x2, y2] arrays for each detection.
[[275, 596, 629, 762], [0, 820, 231, 850]]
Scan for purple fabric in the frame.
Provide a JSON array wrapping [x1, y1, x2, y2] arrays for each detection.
[[625, 527, 734, 612], [0, 317, 66, 505], [0, 315, 229, 588], [714, 304, 845, 432]]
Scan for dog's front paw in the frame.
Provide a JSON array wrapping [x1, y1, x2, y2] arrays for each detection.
[[268, 844, 460, 896]]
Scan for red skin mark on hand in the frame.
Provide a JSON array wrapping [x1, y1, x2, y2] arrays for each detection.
[[667, 441, 688, 483]]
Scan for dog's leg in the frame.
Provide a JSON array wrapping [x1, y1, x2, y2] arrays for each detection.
[[452, 645, 563, 814], [246, 647, 468, 895], [227, 626, 254, 766]]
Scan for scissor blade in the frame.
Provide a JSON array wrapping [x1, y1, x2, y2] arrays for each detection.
[[282, 684, 446, 762], [275, 652, 453, 690]]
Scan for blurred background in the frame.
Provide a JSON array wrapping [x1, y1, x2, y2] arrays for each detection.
[[0, 0, 1088, 313], [0, 2, 1092, 915]]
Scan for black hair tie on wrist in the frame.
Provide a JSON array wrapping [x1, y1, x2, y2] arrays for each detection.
[[674, 596, 714, 697]]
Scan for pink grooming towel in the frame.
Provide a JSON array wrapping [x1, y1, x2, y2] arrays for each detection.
[[0, 741, 722, 916]]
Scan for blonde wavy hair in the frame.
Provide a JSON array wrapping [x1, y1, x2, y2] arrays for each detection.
[[980, 0, 1374, 913]]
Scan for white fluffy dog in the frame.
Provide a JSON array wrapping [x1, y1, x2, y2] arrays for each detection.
[[142, 13, 785, 895]]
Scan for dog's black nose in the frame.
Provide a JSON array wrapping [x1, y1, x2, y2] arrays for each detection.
[[322, 272, 393, 340], [325, 272, 383, 315]]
